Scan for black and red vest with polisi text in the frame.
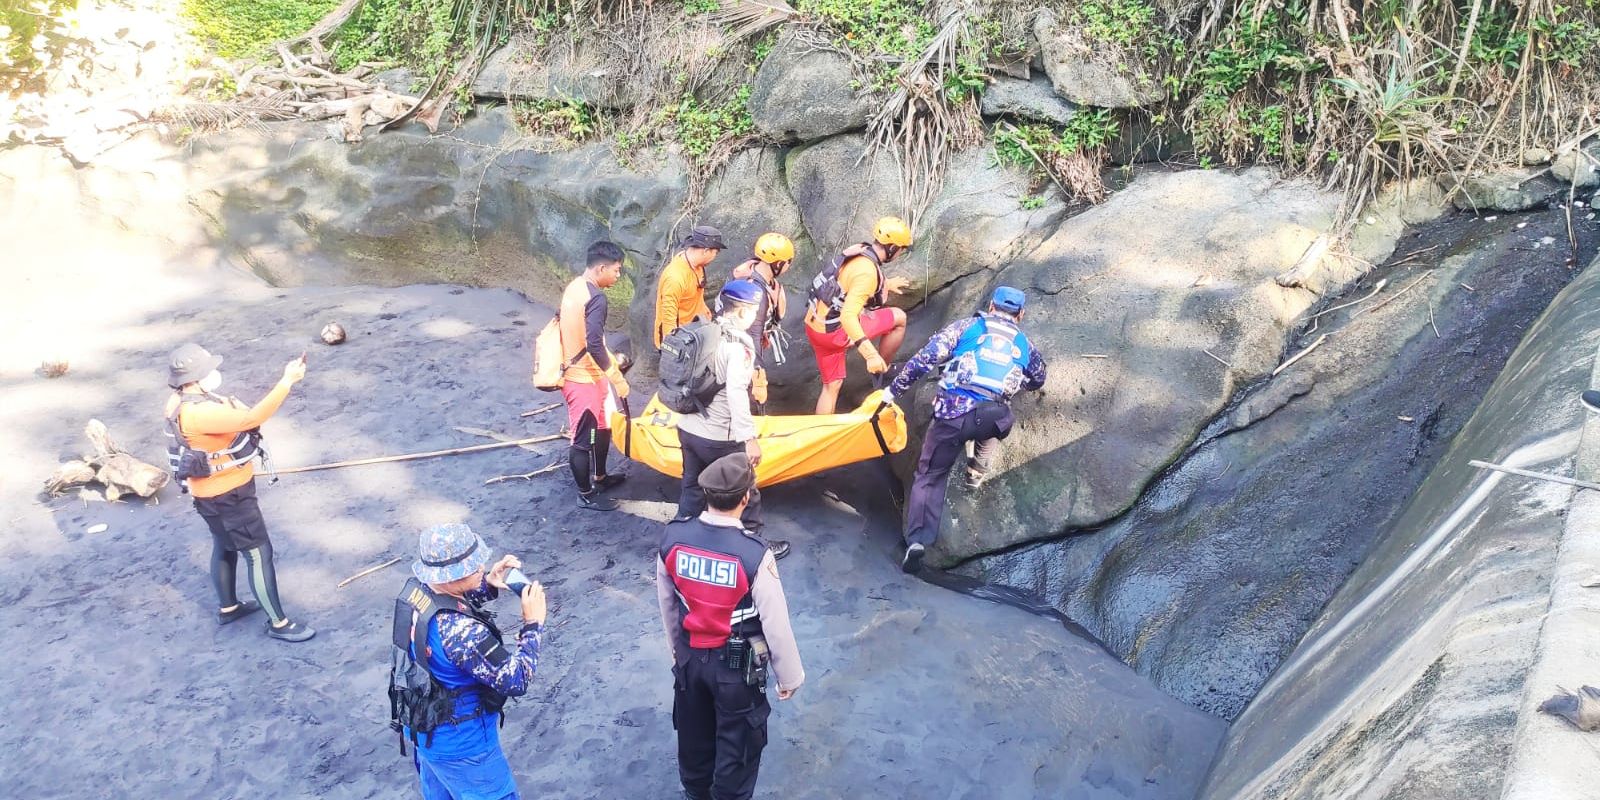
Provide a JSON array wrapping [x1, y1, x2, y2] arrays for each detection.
[[661, 517, 769, 649]]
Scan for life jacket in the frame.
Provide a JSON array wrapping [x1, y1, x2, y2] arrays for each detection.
[[809, 244, 885, 333], [660, 518, 769, 649], [939, 313, 1034, 402], [387, 578, 510, 754], [164, 393, 265, 495], [746, 265, 790, 365]]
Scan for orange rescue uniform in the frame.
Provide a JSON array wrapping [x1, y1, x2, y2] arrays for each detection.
[[805, 254, 883, 343], [164, 381, 291, 498], [653, 253, 713, 348]]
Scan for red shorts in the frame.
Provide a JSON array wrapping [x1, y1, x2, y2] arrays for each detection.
[[561, 379, 610, 442], [806, 307, 901, 385]]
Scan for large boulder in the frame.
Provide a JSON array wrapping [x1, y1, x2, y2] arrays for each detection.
[[1034, 9, 1165, 108], [980, 73, 1080, 125], [1552, 143, 1600, 191], [187, 109, 687, 329], [749, 33, 875, 142], [472, 33, 641, 111], [1452, 167, 1564, 212], [928, 168, 1346, 565]]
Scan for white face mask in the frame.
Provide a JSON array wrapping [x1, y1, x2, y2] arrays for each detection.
[[198, 370, 222, 393]]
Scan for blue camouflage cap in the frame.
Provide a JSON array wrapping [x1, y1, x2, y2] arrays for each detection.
[[412, 523, 492, 584], [991, 285, 1026, 314]]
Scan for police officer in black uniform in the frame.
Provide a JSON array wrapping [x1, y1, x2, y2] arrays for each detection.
[[656, 453, 805, 800]]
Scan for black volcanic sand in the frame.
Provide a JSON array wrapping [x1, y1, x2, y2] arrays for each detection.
[[0, 281, 1224, 799]]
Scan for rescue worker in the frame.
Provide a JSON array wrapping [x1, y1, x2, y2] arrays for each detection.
[[163, 343, 314, 642], [675, 279, 789, 559], [391, 523, 546, 800], [882, 286, 1047, 573], [805, 216, 914, 414], [730, 232, 795, 413], [560, 241, 631, 511], [657, 453, 804, 800], [653, 225, 726, 349]]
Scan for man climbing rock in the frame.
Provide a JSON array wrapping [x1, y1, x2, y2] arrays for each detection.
[[805, 216, 913, 414], [390, 523, 546, 800], [674, 279, 788, 559], [883, 286, 1047, 573], [163, 342, 315, 642], [654, 225, 725, 349], [730, 232, 796, 413], [657, 453, 804, 800], [560, 241, 631, 511]]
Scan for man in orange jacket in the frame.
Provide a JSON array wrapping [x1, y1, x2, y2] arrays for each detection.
[[163, 343, 315, 642], [653, 225, 726, 349], [560, 241, 631, 511], [805, 217, 913, 414]]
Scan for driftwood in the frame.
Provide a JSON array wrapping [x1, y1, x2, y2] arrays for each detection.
[[44, 420, 169, 500], [274, 434, 564, 475]]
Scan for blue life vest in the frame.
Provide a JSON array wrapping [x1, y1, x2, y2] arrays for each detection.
[[939, 313, 1032, 402]]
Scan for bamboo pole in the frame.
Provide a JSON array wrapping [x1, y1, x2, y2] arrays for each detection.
[[1469, 460, 1600, 492], [337, 556, 403, 589], [274, 434, 563, 476]]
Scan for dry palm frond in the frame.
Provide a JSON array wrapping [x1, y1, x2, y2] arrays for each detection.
[[713, 0, 796, 42], [157, 95, 298, 135]]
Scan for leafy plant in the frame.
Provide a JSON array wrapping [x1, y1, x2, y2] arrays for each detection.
[[669, 84, 754, 160], [183, 0, 340, 59]]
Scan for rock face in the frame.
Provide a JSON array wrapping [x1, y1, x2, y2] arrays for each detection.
[[1035, 9, 1166, 108], [980, 74, 1080, 125], [1198, 247, 1600, 799], [749, 34, 875, 142], [1453, 167, 1564, 212], [927, 168, 1339, 565], [472, 33, 640, 110], [958, 210, 1592, 719], [1552, 144, 1600, 190]]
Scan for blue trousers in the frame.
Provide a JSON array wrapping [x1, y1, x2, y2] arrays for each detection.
[[414, 747, 520, 800]]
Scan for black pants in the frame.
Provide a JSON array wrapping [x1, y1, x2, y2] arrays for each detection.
[[673, 649, 771, 800], [904, 402, 1013, 548], [677, 429, 762, 532], [194, 478, 288, 623]]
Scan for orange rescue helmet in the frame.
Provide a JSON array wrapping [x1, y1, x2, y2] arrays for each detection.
[[753, 232, 795, 264], [873, 216, 913, 248]]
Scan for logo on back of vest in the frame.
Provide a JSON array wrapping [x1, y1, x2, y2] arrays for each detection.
[[675, 550, 738, 587]]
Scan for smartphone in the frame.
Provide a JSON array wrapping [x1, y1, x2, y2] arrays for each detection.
[[298, 350, 308, 365]]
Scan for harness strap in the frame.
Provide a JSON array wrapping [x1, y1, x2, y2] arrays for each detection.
[[870, 402, 892, 456]]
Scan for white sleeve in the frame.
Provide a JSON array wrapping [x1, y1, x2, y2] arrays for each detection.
[[725, 341, 757, 443]]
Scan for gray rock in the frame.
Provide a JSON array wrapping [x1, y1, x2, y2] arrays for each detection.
[[1552, 145, 1600, 190], [368, 68, 415, 95], [1034, 9, 1165, 108], [472, 33, 638, 110], [928, 168, 1343, 565], [749, 33, 875, 142], [980, 74, 1080, 125], [1523, 146, 1553, 165], [1453, 167, 1564, 212]]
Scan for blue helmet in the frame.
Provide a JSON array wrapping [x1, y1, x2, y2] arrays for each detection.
[[719, 279, 763, 308]]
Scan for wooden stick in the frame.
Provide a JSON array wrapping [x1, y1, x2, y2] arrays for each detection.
[[520, 403, 562, 418], [337, 556, 403, 589], [1351, 273, 1429, 319], [1469, 460, 1600, 492], [1272, 333, 1328, 377], [1203, 349, 1233, 367], [1428, 301, 1441, 338], [1081, 353, 1110, 359], [1307, 278, 1388, 322], [274, 435, 563, 475], [484, 463, 563, 485]]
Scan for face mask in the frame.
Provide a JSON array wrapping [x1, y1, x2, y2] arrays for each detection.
[[199, 370, 222, 393]]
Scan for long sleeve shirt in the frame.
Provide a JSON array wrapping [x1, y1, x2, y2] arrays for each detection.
[[805, 253, 881, 343], [675, 319, 758, 443], [166, 382, 291, 497], [559, 276, 612, 384], [417, 576, 542, 758], [654, 253, 712, 348], [888, 315, 1048, 420], [656, 512, 806, 692]]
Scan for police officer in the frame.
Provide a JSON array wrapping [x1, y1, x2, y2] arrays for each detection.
[[389, 523, 547, 799], [163, 342, 314, 642], [656, 454, 805, 800], [882, 286, 1047, 573]]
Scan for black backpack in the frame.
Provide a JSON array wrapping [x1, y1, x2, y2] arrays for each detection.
[[658, 320, 724, 414]]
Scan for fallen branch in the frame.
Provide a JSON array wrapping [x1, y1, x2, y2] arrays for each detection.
[[1306, 278, 1388, 322], [1272, 333, 1329, 377], [274, 434, 564, 475], [1203, 349, 1232, 367], [1428, 301, 1440, 338], [454, 426, 551, 452], [1469, 460, 1600, 492], [1351, 273, 1430, 320], [520, 403, 562, 418], [484, 463, 564, 485], [337, 556, 404, 589]]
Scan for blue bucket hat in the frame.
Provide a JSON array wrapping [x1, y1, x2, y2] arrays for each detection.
[[991, 286, 1026, 314], [412, 523, 492, 584]]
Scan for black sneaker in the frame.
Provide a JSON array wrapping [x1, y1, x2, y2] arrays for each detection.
[[1583, 390, 1600, 414], [578, 490, 617, 511], [218, 600, 262, 625], [266, 620, 316, 642], [767, 539, 791, 560], [901, 543, 925, 573], [592, 473, 627, 492]]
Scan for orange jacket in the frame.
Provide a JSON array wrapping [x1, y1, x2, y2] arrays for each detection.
[[805, 255, 881, 342], [166, 382, 290, 497], [560, 276, 614, 384], [653, 253, 712, 348]]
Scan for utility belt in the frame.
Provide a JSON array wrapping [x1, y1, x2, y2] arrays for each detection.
[[712, 632, 770, 689]]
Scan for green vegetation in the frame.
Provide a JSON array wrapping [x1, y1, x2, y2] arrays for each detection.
[[798, 0, 936, 85], [2, 0, 76, 88], [681, 0, 721, 15], [182, 0, 337, 58], [512, 98, 601, 145], [669, 84, 755, 159]]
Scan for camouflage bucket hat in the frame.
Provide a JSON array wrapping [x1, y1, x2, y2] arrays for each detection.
[[412, 523, 492, 584]]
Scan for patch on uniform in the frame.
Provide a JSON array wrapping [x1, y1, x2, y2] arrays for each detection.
[[675, 550, 739, 587]]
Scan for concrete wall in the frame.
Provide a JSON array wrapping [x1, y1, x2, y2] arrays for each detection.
[[1198, 257, 1600, 799]]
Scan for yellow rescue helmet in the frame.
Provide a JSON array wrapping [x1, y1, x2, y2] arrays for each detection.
[[754, 232, 795, 264], [873, 216, 913, 247]]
